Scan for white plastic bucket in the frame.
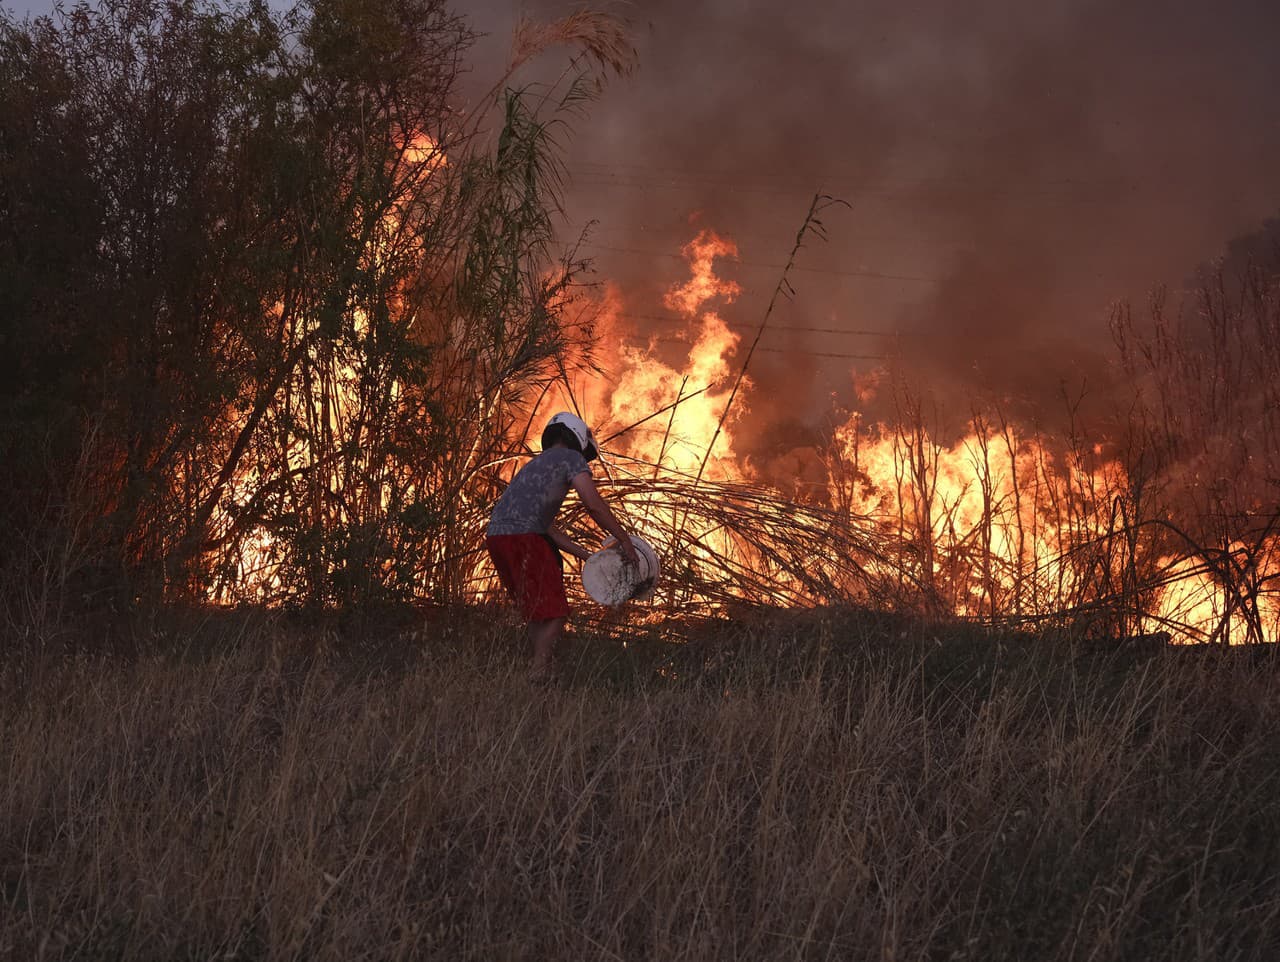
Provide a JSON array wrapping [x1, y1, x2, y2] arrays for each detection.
[[581, 536, 660, 605]]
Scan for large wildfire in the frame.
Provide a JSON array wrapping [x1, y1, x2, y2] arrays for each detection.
[[213, 212, 1279, 644], [524, 226, 1280, 643]]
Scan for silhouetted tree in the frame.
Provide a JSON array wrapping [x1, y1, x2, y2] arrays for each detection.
[[0, 0, 633, 617]]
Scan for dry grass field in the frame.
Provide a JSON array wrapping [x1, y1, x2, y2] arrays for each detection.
[[2, 609, 1279, 961]]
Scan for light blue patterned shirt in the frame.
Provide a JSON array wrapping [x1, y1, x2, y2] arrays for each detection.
[[487, 447, 591, 535]]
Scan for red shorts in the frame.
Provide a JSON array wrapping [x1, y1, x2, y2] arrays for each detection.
[[486, 534, 569, 622]]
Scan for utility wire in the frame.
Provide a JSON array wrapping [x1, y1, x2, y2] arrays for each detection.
[[650, 332, 890, 358], [568, 159, 1130, 193], [646, 335, 887, 362], [757, 347, 890, 361], [566, 171, 1120, 203], [620, 311, 925, 339], [563, 241, 938, 283], [568, 222, 978, 250]]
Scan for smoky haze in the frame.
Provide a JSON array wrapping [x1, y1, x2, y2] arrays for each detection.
[[460, 0, 1280, 447], [10, 0, 1274, 437]]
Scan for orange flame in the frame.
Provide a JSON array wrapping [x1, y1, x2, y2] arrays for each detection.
[[538, 228, 746, 480], [209, 208, 1278, 643]]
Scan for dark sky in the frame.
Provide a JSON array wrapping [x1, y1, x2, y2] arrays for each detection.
[[9, 0, 1280, 434]]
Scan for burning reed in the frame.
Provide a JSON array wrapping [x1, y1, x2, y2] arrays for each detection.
[[2, 0, 1278, 648]]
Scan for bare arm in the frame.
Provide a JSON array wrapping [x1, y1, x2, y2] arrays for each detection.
[[571, 471, 640, 565], [546, 524, 591, 562]]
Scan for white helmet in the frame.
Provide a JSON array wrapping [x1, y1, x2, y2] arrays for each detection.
[[545, 411, 599, 461]]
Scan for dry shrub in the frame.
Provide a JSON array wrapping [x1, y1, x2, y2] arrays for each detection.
[[1111, 258, 1280, 643], [2, 613, 1278, 961]]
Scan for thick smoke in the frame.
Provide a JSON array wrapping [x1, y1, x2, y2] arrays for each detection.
[[463, 0, 1280, 448]]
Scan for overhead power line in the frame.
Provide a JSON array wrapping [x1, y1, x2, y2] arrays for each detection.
[[568, 175, 834, 200], [646, 335, 889, 362], [568, 159, 1129, 194], [620, 311, 924, 339], [756, 347, 890, 361], [565, 169, 1120, 203], [569, 222, 978, 251], [568, 241, 938, 283]]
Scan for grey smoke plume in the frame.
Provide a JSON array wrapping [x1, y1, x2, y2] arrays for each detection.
[[464, 0, 1280, 444]]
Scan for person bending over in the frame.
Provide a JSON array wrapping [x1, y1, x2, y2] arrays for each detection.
[[485, 412, 639, 682]]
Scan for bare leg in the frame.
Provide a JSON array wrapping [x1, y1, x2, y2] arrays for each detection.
[[527, 617, 566, 682]]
